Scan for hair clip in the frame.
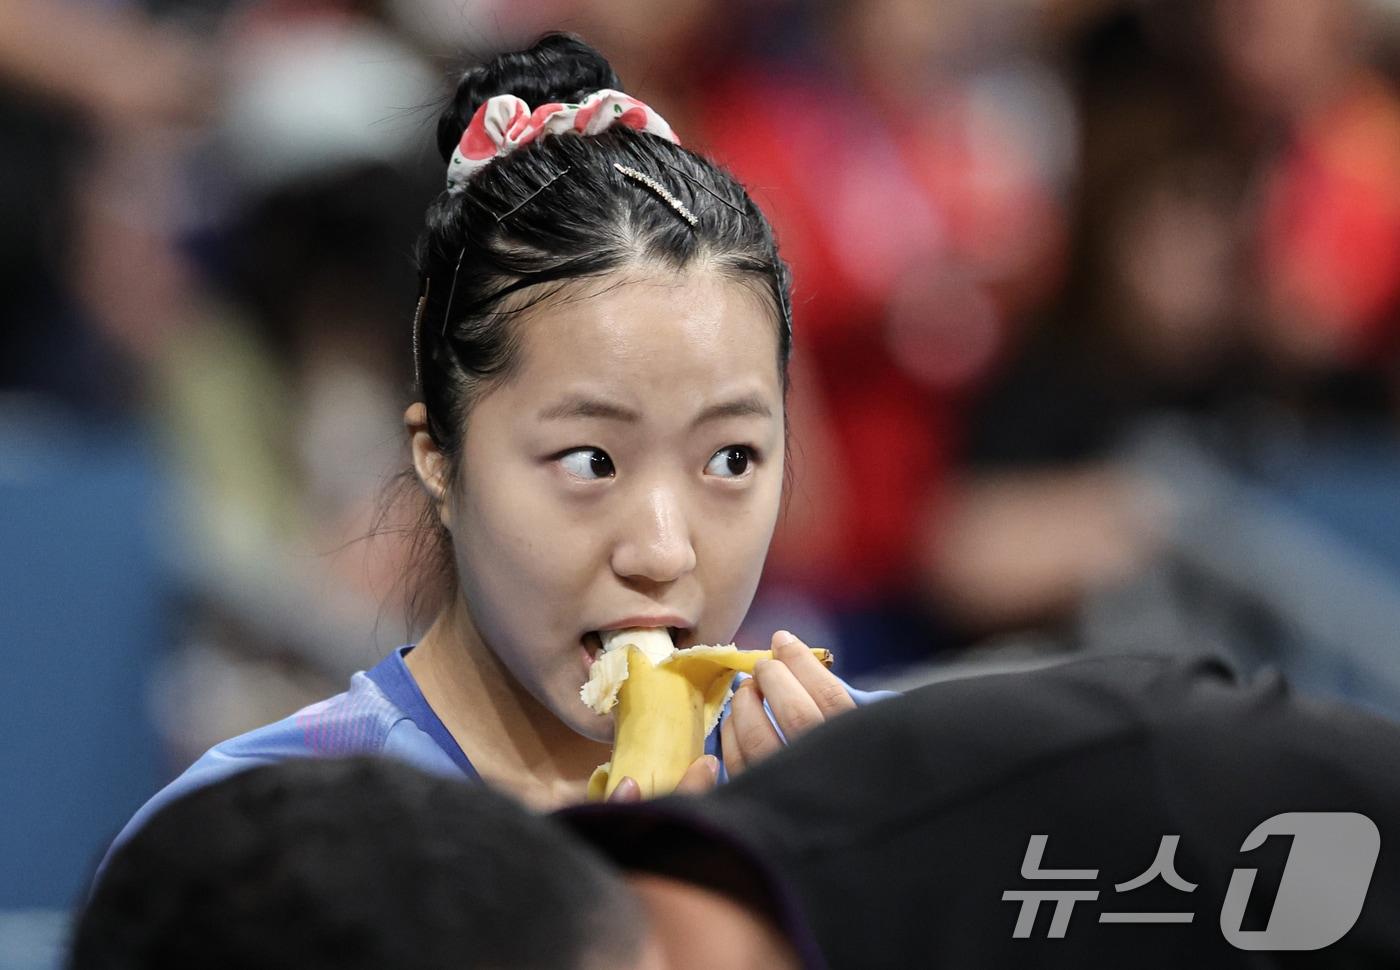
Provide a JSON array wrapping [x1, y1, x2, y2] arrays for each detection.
[[659, 160, 746, 216], [412, 277, 430, 389], [613, 163, 698, 228]]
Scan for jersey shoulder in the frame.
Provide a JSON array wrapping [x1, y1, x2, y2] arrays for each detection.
[[98, 672, 415, 877]]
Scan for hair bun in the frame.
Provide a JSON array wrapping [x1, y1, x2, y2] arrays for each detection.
[[436, 33, 622, 164]]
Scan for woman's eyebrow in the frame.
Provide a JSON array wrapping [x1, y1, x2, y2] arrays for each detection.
[[690, 395, 772, 428], [535, 394, 772, 426], [537, 397, 639, 422]]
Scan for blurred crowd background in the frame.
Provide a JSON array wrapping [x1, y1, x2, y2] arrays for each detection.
[[6, 0, 1400, 962]]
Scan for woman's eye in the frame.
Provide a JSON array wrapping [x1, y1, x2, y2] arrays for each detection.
[[559, 448, 615, 480], [705, 445, 755, 478]]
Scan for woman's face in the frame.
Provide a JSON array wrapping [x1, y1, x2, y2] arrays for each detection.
[[442, 267, 786, 741]]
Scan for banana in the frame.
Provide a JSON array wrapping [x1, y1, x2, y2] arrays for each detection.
[[580, 628, 833, 800]]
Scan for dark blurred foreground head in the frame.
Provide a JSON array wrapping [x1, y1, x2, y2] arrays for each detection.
[[73, 657, 1400, 969], [71, 757, 646, 970]]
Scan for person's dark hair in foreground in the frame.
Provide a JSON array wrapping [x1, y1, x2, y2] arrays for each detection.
[[73, 656, 1400, 969], [71, 757, 643, 970]]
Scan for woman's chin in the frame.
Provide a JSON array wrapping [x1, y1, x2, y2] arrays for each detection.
[[557, 697, 615, 745]]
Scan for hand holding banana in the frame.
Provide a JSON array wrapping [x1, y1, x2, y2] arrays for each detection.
[[581, 628, 854, 800], [721, 630, 857, 780]]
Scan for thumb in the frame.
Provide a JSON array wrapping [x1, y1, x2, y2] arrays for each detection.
[[674, 755, 720, 795], [607, 777, 642, 803]]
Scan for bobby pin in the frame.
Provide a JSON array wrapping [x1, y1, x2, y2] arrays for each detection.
[[440, 245, 467, 338], [496, 166, 572, 224], [659, 160, 746, 216]]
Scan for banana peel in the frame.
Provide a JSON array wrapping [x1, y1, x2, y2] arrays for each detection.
[[580, 628, 832, 800]]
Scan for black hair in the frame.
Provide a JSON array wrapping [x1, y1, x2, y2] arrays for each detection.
[[70, 756, 643, 970], [399, 32, 793, 626]]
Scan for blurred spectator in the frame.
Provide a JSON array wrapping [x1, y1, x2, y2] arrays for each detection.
[[0, 0, 214, 133], [0, 0, 215, 413], [1225, 0, 1400, 382], [929, 13, 1253, 628], [693, 0, 1073, 674], [923, 0, 1400, 717], [139, 9, 444, 762], [0, 0, 217, 939], [1, 2, 448, 920]]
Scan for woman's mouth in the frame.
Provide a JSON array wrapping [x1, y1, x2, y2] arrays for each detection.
[[579, 626, 690, 671], [580, 631, 604, 670]]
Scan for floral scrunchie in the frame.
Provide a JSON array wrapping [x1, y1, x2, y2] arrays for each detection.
[[446, 88, 680, 193]]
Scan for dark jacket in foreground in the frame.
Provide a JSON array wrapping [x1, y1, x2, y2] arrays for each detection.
[[563, 654, 1400, 969]]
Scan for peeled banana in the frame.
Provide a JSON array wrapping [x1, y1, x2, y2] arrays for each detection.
[[580, 628, 832, 800]]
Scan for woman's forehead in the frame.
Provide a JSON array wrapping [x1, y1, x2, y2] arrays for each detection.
[[509, 268, 783, 395]]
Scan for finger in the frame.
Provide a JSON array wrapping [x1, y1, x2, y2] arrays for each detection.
[[720, 708, 747, 778], [607, 776, 641, 803], [772, 629, 856, 718], [753, 657, 826, 742], [730, 677, 784, 766], [675, 755, 720, 795]]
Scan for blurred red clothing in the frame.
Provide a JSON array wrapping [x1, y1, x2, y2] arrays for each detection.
[[1259, 74, 1400, 364], [695, 67, 1061, 602]]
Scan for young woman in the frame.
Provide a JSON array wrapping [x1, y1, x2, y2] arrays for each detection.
[[107, 33, 886, 852]]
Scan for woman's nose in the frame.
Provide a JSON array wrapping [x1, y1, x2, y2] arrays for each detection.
[[610, 486, 697, 585]]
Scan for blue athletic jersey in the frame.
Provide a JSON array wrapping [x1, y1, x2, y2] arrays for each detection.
[[103, 645, 891, 870]]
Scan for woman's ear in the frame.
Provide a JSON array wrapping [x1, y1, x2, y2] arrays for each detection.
[[405, 402, 452, 528]]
